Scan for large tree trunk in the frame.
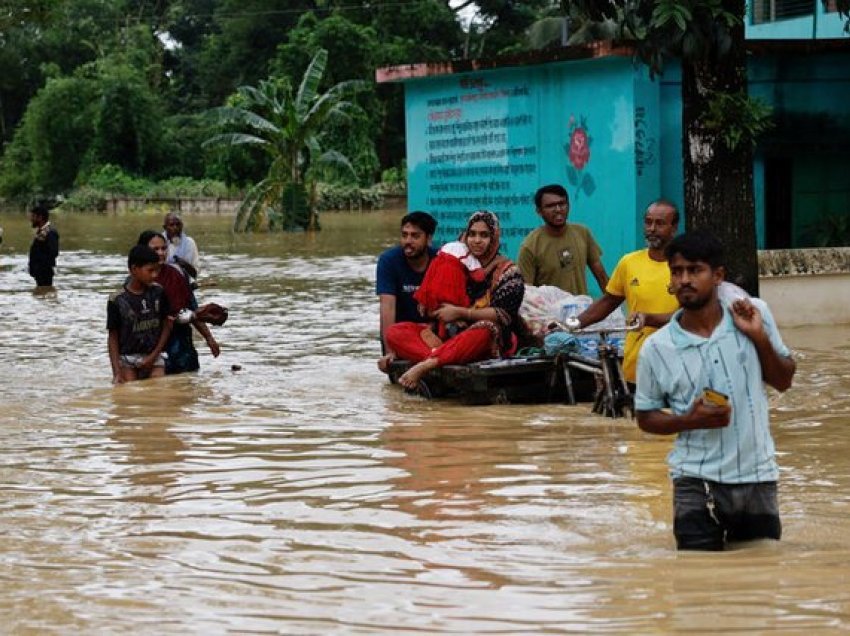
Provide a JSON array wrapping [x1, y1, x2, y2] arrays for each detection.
[[681, 0, 759, 296]]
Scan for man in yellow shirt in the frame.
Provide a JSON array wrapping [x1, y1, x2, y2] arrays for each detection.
[[571, 200, 680, 387]]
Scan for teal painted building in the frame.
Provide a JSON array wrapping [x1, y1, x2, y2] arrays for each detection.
[[746, 0, 848, 39], [378, 40, 850, 293], [657, 41, 850, 250]]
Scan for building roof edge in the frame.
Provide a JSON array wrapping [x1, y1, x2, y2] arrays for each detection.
[[375, 40, 634, 83], [376, 38, 850, 84]]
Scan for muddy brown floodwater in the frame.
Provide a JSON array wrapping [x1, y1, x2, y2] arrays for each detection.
[[1, 209, 849, 633]]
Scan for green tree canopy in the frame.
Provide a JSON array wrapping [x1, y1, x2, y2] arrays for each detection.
[[0, 41, 168, 199], [1, 0, 472, 199], [0, 75, 97, 196]]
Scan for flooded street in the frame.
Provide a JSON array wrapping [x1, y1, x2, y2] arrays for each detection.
[[1, 209, 849, 633]]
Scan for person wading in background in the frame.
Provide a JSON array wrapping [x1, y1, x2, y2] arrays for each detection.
[[28, 202, 60, 287], [163, 212, 200, 283]]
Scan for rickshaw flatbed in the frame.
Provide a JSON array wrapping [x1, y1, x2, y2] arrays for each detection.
[[387, 354, 600, 406]]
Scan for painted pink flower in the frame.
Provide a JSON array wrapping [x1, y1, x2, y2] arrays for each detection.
[[569, 127, 590, 170]]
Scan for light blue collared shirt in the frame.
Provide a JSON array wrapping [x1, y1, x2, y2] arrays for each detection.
[[635, 298, 791, 483]]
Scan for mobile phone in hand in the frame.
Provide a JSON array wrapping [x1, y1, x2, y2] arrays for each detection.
[[702, 388, 729, 407]]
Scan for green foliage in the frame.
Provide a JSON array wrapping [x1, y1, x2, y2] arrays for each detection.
[[464, 0, 551, 58], [380, 162, 407, 186], [191, 0, 319, 105], [1, 40, 168, 199], [82, 164, 152, 196], [60, 186, 110, 212], [570, 0, 741, 76], [78, 164, 231, 197], [0, 0, 59, 31], [0, 135, 36, 200], [153, 176, 231, 198], [316, 183, 384, 211], [369, 1, 463, 64], [87, 63, 165, 175], [0, 0, 134, 149], [270, 182, 310, 230], [1, 0, 472, 197], [703, 91, 773, 150], [522, 2, 609, 51], [316, 111, 380, 185], [59, 165, 231, 212], [156, 113, 218, 180], [0, 74, 97, 196], [271, 13, 382, 185], [273, 13, 378, 86], [205, 48, 366, 232]]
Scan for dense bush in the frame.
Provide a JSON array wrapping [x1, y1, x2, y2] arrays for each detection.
[[59, 165, 232, 212], [316, 183, 384, 211], [60, 186, 110, 212], [152, 177, 232, 198], [81, 164, 151, 196]]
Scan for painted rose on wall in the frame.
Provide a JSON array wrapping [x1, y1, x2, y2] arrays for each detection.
[[569, 126, 590, 170], [565, 115, 595, 202]]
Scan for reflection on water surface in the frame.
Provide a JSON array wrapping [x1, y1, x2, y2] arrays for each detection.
[[1, 210, 849, 633]]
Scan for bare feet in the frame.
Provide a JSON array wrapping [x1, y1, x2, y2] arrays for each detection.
[[398, 357, 439, 390]]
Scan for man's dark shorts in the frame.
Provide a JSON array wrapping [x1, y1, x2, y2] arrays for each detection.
[[673, 477, 781, 551]]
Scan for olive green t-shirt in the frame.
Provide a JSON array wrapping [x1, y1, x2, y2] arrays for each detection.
[[517, 224, 602, 295]]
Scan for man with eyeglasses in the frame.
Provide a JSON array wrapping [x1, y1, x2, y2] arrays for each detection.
[[517, 184, 608, 295]]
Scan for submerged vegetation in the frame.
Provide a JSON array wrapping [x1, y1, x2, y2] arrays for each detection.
[[204, 49, 365, 231]]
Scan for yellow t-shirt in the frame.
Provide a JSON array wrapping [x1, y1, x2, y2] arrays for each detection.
[[606, 249, 679, 383]]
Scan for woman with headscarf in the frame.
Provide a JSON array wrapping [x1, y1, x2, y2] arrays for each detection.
[[386, 211, 526, 391]]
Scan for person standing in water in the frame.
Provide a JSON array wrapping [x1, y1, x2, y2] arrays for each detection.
[[571, 199, 680, 389], [137, 230, 220, 374], [163, 212, 200, 283], [635, 230, 796, 551], [107, 245, 174, 383], [28, 202, 60, 287]]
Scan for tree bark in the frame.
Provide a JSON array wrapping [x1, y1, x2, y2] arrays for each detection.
[[681, 0, 759, 296]]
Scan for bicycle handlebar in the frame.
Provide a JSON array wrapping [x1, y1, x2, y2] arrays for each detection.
[[548, 320, 640, 335]]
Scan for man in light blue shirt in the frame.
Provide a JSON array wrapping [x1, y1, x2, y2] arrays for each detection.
[[635, 230, 796, 551]]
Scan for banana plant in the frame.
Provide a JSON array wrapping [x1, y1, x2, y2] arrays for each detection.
[[205, 48, 365, 231]]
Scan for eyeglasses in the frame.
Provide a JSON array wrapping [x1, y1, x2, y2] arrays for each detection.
[[543, 201, 568, 211]]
